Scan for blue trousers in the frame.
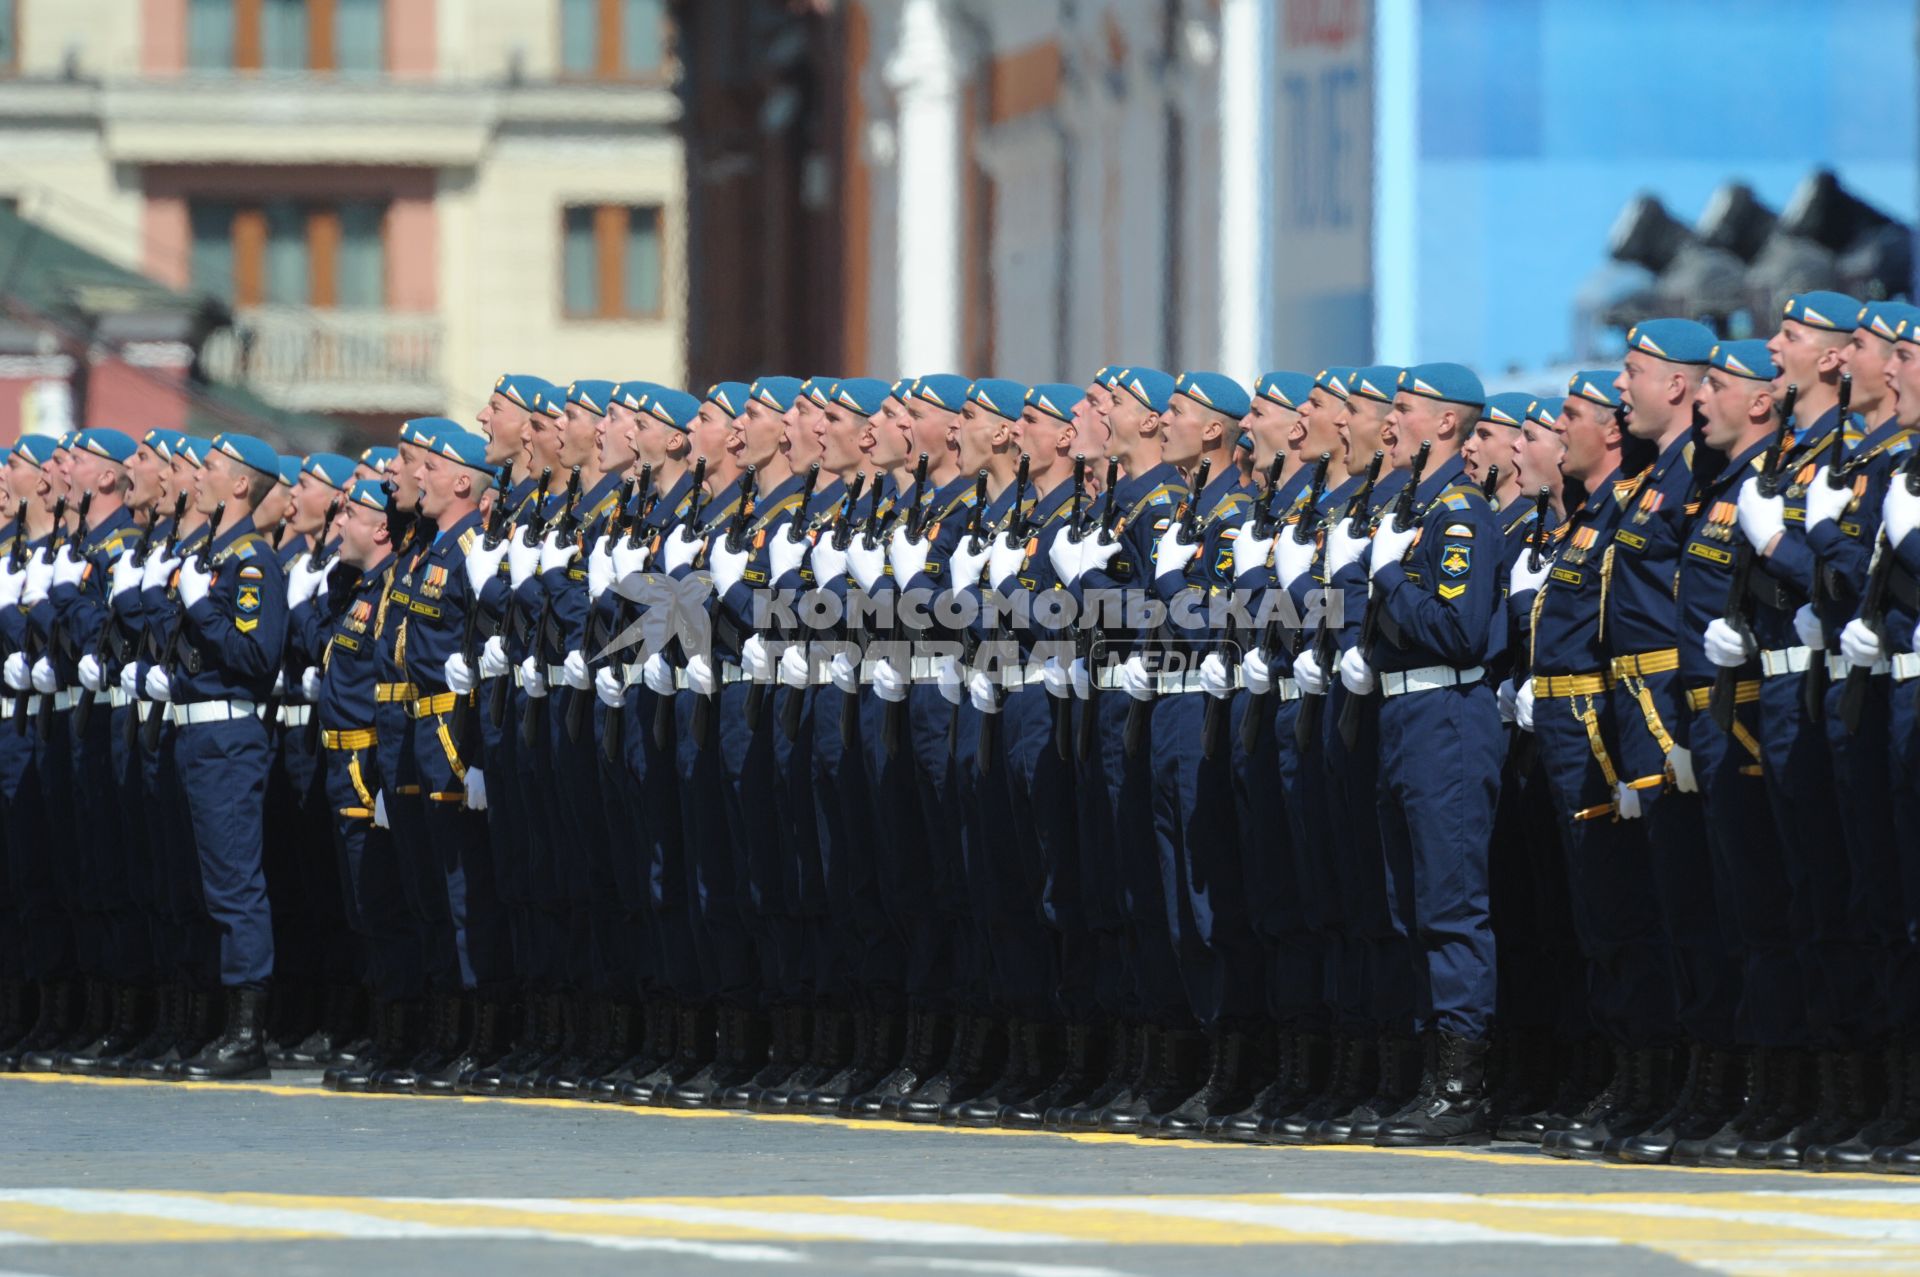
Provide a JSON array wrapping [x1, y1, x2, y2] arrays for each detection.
[[1822, 673, 1903, 1044], [174, 715, 274, 987], [859, 686, 946, 1015], [416, 704, 513, 993], [1002, 687, 1077, 1020], [1232, 692, 1321, 1026], [321, 737, 416, 1000], [1322, 685, 1417, 1033]]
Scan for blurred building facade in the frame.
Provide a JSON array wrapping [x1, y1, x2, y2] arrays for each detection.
[[0, 0, 686, 444]]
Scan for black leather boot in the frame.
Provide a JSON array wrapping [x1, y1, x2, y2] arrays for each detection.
[[0, 980, 66, 1072], [1374, 1032, 1491, 1146], [669, 1006, 769, 1108], [107, 983, 180, 1076], [949, 1019, 1035, 1127], [471, 995, 551, 1094], [636, 1004, 713, 1107], [0, 979, 31, 1056], [137, 987, 218, 1080], [592, 1001, 670, 1102], [1202, 1026, 1279, 1140], [1701, 1048, 1808, 1167], [528, 994, 597, 1097], [64, 985, 151, 1075], [1270, 1032, 1377, 1144], [1003, 1020, 1102, 1129], [1053, 1022, 1141, 1130], [27, 978, 105, 1073], [1098, 1026, 1197, 1134], [1496, 1035, 1609, 1143], [175, 987, 271, 1081], [724, 1004, 805, 1110], [1758, 1049, 1879, 1169], [545, 997, 614, 1099], [1873, 1048, 1920, 1173], [1142, 1028, 1255, 1140], [1544, 1044, 1677, 1159], [377, 994, 464, 1094], [1827, 1043, 1920, 1170], [618, 1002, 691, 1106], [576, 1001, 639, 1094], [1613, 1045, 1743, 1165], [418, 995, 504, 1097], [899, 1014, 998, 1124], [804, 1009, 894, 1115], [326, 999, 419, 1092], [761, 1008, 851, 1113], [855, 1010, 950, 1119], [1310, 1032, 1420, 1145]]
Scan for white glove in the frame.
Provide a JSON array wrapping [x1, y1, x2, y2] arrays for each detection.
[[561, 649, 590, 690], [51, 546, 85, 589], [1509, 551, 1551, 597], [769, 525, 808, 581], [987, 531, 1026, 588], [596, 666, 626, 707], [1338, 645, 1375, 696], [1792, 603, 1825, 651], [479, 634, 509, 679], [872, 656, 909, 703], [610, 535, 650, 585], [176, 557, 212, 610], [2, 652, 26, 691], [661, 526, 702, 574], [1667, 746, 1698, 794], [1325, 519, 1370, 576], [684, 652, 715, 697], [886, 526, 931, 588], [539, 528, 580, 575], [466, 536, 510, 595], [372, 791, 389, 828], [506, 532, 542, 587], [1234, 528, 1276, 583], [0, 562, 23, 608], [777, 644, 809, 689], [1153, 522, 1201, 582], [288, 554, 329, 607], [1369, 520, 1418, 579], [1884, 479, 1920, 548], [519, 655, 548, 698], [1241, 647, 1274, 696], [119, 662, 138, 697], [948, 531, 991, 590], [1615, 781, 1643, 820], [935, 653, 964, 705], [77, 654, 104, 692], [1042, 655, 1071, 699], [1117, 654, 1154, 703], [813, 533, 852, 588], [444, 652, 475, 694], [741, 634, 772, 683], [1736, 479, 1786, 553], [464, 768, 488, 811], [1515, 677, 1535, 732], [142, 553, 179, 593], [1840, 617, 1886, 670], [22, 549, 53, 606], [968, 669, 1000, 714], [1496, 677, 1517, 724], [1293, 647, 1329, 696], [110, 549, 143, 598], [707, 537, 749, 598], [301, 666, 321, 700], [1273, 530, 1316, 590], [1801, 467, 1853, 532], [1199, 652, 1233, 700], [272, 669, 285, 697], [828, 649, 858, 695], [1703, 616, 1755, 668], [1069, 656, 1091, 699], [586, 535, 615, 600], [643, 652, 676, 697], [1047, 531, 1087, 585], [144, 665, 171, 702], [1078, 533, 1122, 576]]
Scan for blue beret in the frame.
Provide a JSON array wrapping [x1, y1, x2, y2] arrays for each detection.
[[1479, 392, 1535, 429], [1525, 396, 1565, 428], [431, 427, 496, 475], [347, 479, 389, 512], [1314, 367, 1355, 400], [1025, 383, 1084, 425], [1115, 367, 1176, 414], [912, 374, 971, 411], [175, 436, 210, 467], [211, 432, 280, 478], [1092, 365, 1115, 386], [611, 380, 665, 413], [54, 432, 76, 451], [301, 453, 356, 491], [1857, 301, 1908, 342], [1566, 370, 1623, 408], [1398, 362, 1486, 407], [276, 456, 301, 487], [1254, 371, 1315, 411], [398, 418, 441, 448], [531, 386, 567, 420], [890, 377, 916, 402], [1347, 366, 1402, 405], [492, 374, 554, 413], [1889, 305, 1920, 346], [832, 378, 891, 418], [805, 378, 839, 408], [75, 428, 137, 464], [1175, 371, 1251, 419], [749, 376, 804, 412], [14, 435, 57, 467], [966, 378, 1026, 420], [566, 379, 617, 414], [1625, 317, 1716, 365], [705, 381, 752, 417], [1708, 340, 1778, 382], [359, 445, 397, 472], [646, 388, 702, 432], [1783, 291, 1862, 334], [141, 428, 184, 458]]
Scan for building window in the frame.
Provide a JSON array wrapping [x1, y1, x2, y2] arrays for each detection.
[[185, 0, 386, 74], [561, 0, 667, 80], [562, 204, 664, 319], [190, 198, 388, 309]]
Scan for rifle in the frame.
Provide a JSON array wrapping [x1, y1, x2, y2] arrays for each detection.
[[691, 466, 757, 747], [290, 494, 346, 749], [747, 461, 817, 732], [521, 465, 583, 750], [3, 500, 28, 732], [1711, 384, 1797, 729], [975, 456, 1031, 770], [564, 475, 635, 745], [1337, 440, 1431, 747], [1293, 452, 1382, 751], [1801, 372, 1853, 722], [1481, 463, 1501, 505], [880, 455, 933, 757], [485, 466, 551, 726], [118, 492, 190, 748], [1074, 457, 1123, 762], [837, 473, 891, 750], [650, 457, 709, 749], [49, 491, 92, 662], [455, 489, 517, 750], [1050, 455, 1089, 760], [1124, 458, 1210, 759], [1837, 425, 1919, 731], [590, 469, 648, 761], [946, 469, 992, 757], [1507, 485, 1554, 773], [781, 470, 862, 742], [142, 501, 222, 751], [1239, 451, 1328, 754], [27, 496, 74, 743]]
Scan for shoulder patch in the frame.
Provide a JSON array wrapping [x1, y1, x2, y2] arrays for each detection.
[[237, 564, 265, 581], [1442, 522, 1474, 539], [458, 528, 478, 555]]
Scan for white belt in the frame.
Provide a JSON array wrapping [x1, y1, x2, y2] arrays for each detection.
[[137, 702, 153, 721], [622, 662, 647, 687], [109, 689, 133, 709], [278, 705, 312, 726], [1760, 646, 1812, 677], [1828, 653, 1889, 679], [0, 698, 37, 719], [52, 690, 82, 712], [546, 664, 569, 685], [170, 699, 263, 726], [909, 655, 946, 680], [1893, 652, 1920, 682], [966, 665, 1051, 689], [719, 662, 752, 686], [1275, 677, 1302, 703], [1380, 664, 1485, 698], [512, 666, 529, 688]]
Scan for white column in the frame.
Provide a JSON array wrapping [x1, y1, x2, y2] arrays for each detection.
[[884, 0, 964, 375], [1373, 0, 1419, 362], [1217, 0, 1268, 382]]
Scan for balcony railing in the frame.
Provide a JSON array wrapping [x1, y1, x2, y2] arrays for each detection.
[[200, 306, 443, 414]]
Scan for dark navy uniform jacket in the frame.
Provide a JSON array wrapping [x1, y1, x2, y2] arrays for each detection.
[[1368, 454, 1505, 674], [386, 510, 486, 695], [1529, 469, 1628, 676], [301, 551, 395, 731], [175, 516, 287, 704], [1677, 438, 1772, 687]]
